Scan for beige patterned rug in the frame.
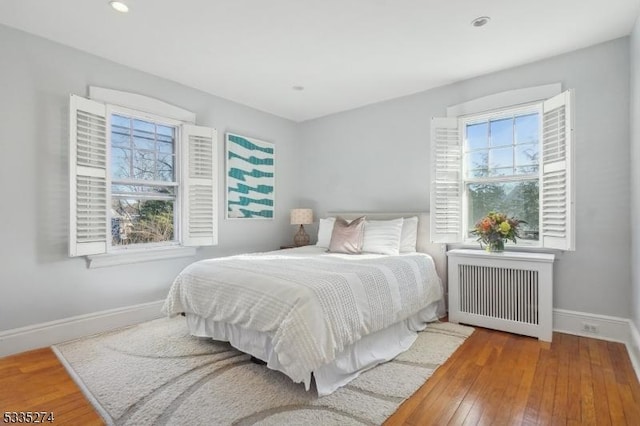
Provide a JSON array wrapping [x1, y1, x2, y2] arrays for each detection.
[[53, 317, 473, 425]]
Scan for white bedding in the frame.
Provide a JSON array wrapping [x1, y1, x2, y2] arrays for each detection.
[[162, 246, 443, 391]]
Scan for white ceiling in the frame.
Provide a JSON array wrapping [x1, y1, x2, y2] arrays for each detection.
[[1, 1, 639, 122]]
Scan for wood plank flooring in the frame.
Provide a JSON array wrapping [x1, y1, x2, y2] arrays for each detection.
[[0, 347, 102, 425], [1, 327, 639, 425], [385, 328, 640, 425]]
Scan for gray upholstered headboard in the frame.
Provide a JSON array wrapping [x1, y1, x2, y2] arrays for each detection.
[[326, 212, 447, 291]]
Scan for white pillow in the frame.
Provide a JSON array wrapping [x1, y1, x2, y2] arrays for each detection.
[[362, 218, 404, 255], [316, 217, 336, 248], [399, 216, 419, 253]]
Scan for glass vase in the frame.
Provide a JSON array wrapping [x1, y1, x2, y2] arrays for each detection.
[[486, 239, 505, 253]]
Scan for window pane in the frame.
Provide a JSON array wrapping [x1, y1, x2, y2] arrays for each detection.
[[111, 147, 131, 179], [515, 113, 539, 144], [133, 151, 155, 180], [466, 122, 488, 151], [133, 119, 155, 133], [490, 118, 513, 147], [157, 125, 174, 137], [157, 154, 174, 181], [515, 143, 538, 165], [516, 143, 538, 167], [467, 180, 539, 241], [157, 140, 174, 154], [157, 133, 173, 144], [133, 135, 155, 151], [466, 150, 489, 178], [132, 119, 156, 151], [111, 198, 175, 246], [112, 115, 131, 129], [111, 130, 130, 147], [489, 147, 513, 170]]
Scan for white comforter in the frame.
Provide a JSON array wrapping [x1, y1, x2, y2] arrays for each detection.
[[162, 246, 442, 386]]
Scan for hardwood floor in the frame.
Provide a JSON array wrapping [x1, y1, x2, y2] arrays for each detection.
[[0, 348, 102, 425], [385, 328, 640, 425], [1, 327, 639, 425]]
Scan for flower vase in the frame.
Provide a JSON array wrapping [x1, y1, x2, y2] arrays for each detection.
[[486, 239, 505, 253]]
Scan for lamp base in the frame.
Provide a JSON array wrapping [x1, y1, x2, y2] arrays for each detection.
[[293, 224, 310, 246]]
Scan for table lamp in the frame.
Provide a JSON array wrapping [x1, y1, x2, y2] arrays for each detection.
[[290, 208, 313, 246]]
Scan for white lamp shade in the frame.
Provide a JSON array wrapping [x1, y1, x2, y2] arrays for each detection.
[[290, 208, 313, 225]]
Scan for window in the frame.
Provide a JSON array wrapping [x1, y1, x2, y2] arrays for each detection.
[[463, 107, 541, 242], [110, 111, 179, 247], [69, 93, 218, 259], [430, 90, 574, 250]]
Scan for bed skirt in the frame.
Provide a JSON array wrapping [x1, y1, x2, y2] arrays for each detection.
[[185, 300, 441, 396]]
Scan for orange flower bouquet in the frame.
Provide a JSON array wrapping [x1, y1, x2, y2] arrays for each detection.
[[471, 212, 525, 252]]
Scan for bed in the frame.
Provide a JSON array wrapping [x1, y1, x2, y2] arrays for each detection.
[[162, 212, 447, 396]]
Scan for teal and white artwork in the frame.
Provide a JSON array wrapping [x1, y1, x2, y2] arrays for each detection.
[[225, 133, 275, 219]]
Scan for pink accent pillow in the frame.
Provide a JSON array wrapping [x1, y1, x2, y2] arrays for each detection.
[[328, 216, 365, 254]]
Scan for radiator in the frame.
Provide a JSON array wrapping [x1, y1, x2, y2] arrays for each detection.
[[447, 249, 555, 341]]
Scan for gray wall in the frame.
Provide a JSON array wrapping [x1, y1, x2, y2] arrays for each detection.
[[0, 25, 300, 331], [631, 20, 640, 331], [299, 38, 631, 318]]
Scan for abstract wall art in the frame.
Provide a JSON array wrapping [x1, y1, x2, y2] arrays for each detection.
[[225, 133, 275, 219]]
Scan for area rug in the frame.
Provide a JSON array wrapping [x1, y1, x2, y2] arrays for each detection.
[[53, 317, 474, 425]]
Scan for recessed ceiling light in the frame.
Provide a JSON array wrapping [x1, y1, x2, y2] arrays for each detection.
[[109, 1, 129, 13], [292, 86, 305, 91], [471, 16, 491, 27]]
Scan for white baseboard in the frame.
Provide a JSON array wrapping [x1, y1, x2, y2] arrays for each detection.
[[554, 308, 640, 382], [0, 300, 165, 358], [553, 308, 631, 343], [628, 321, 640, 381]]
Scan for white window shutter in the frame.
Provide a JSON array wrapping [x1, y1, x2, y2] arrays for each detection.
[[430, 117, 462, 243], [181, 124, 218, 247], [69, 95, 108, 257], [541, 90, 575, 250]]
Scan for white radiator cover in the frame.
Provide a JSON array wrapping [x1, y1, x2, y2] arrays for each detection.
[[447, 249, 555, 341]]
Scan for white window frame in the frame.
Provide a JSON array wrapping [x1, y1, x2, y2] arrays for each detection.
[[430, 89, 575, 251], [459, 103, 543, 247], [106, 104, 184, 253], [69, 90, 218, 268]]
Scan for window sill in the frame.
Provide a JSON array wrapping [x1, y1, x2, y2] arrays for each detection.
[[449, 242, 564, 255], [87, 246, 197, 269], [446, 248, 555, 264]]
